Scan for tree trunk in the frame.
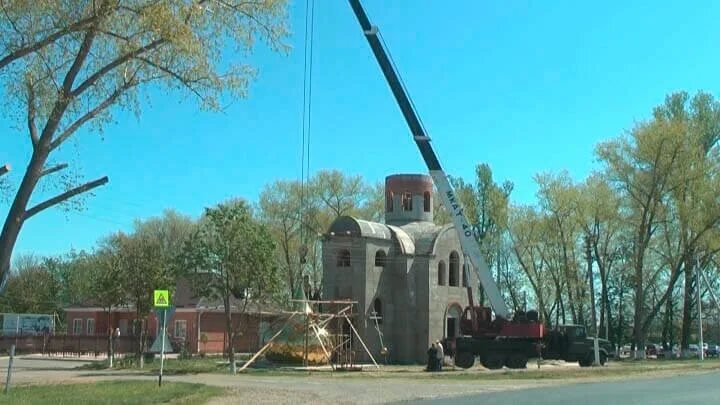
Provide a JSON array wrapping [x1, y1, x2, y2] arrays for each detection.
[[661, 294, 674, 350], [135, 307, 145, 369], [106, 309, 113, 368], [0, 148, 48, 289], [225, 295, 236, 374]]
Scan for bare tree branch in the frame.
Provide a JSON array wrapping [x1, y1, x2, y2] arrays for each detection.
[[135, 56, 208, 101], [0, 11, 100, 70], [50, 79, 137, 150], [211, 0, 282, 48], [60, 20, 100, 95], [38, 2, 110, 144], [0, 164, 10, 177], [70, 39, 165, 98], [40, 163, 68, 178], [23, 176, 109, 221]]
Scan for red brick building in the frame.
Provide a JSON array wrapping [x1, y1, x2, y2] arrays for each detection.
[[64, 280, 280, 354]]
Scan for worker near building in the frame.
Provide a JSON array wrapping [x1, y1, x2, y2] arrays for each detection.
[[436, 340, 444, 371], [427, 343, 437, 371]]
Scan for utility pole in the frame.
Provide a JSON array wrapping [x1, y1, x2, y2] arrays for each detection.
[[696, 261, 704, 361], [586, 234, 600, 366]]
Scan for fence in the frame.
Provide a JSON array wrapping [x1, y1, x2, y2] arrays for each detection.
[[0, 334, 140, 357], [0, 332, 266, 357]]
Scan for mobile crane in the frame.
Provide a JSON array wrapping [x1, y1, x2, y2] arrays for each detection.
[[348, 0, 613, 369]]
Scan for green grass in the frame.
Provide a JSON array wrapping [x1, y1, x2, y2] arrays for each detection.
[[1, 381, 224, 404], [77, 357, 228, 374]]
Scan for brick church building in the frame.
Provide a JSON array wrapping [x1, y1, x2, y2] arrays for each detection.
[[322, 174, 477, 363]]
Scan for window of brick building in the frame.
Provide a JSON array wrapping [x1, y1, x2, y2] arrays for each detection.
[[86, 318, 95, 335], [374, 250, 387, 267], [174, 320, 187, 339], [373, 298, 383, 325], [449, 251, 460, 287], [73, 319, 82, 335], [402, 192, 413, 211], [438, 261, 446, 286]]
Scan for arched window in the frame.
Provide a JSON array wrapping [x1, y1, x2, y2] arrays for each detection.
[[374, 250, 387, 267], [386, 191, 394, 212], [423, 191, 431, 212], [373, 298, 383, 324], [462, 263, 468, 287], [446, 304, 462, 339], [449, 251, 460, 286], [438, 261, 446, 286], [337, 249, 351, 267], [402, 192, 413, 211]]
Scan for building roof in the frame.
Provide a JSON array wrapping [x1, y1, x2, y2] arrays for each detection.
[[386, 225, 415, 255], [397, 221, 446, 255], [328, 216, 393, 240], [326, 215, 462, 257]]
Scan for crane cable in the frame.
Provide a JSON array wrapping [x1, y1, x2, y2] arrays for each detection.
[[299, 0, 316, 291]]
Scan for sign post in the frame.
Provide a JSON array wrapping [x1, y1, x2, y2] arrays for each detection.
[[154, 289, 170, 387]]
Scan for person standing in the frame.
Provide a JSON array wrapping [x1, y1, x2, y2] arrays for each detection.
[[436, 340, 444, 372], [427, 343, 437, 371]]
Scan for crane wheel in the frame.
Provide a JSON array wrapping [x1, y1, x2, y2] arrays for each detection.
[[480, 354, 505, 370], [505, 353, 528, 369], [455, 352, 475, 369], [578, 355, 593, 367]]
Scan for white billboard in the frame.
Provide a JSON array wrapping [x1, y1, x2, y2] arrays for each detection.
[[2, 313, 55, 336]]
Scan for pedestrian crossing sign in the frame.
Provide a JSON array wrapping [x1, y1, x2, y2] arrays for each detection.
[[154, 290, 170, 307]]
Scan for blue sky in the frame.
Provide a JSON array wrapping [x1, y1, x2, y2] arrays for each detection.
[[3, 0, 720, 259]]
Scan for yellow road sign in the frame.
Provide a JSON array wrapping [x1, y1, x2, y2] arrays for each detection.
[[154, 290, 170, 307]]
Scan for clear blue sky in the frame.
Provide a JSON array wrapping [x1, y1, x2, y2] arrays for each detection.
[[3, 0, 719, 259]]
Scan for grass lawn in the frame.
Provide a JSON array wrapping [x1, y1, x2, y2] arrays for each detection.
[[2, 381, 224, 404], [78, 357, 229, 374]]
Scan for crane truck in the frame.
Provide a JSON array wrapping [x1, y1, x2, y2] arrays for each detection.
[[347, 0, 614, 369]]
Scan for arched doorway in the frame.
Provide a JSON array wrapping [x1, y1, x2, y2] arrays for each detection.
[[445, 304, 462, 339]]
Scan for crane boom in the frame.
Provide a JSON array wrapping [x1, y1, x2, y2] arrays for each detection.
[[348, 0, 511, 320]]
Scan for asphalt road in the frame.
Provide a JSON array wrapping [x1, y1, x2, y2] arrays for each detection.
[[416, 371, 720, 405]]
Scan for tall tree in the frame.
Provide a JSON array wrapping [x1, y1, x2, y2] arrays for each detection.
[[258, 170, 383, 301], [650, 92, 720, 352], [0, 0, 289, 291], [182, 199, 280, 374], [450, 164, 513, 305], [597, 109, 688, 358], [89, 244, 126, 364], [576, 174, 626, 338], [312, 170, 369, 218], [258, 180, 306, 301], [535, 171, 585, 324], [1, 253, 60, 314], [109, 230, 165, 367]]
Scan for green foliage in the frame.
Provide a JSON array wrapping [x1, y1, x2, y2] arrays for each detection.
[[181, 198, 281, 371], [0, 254, 60, 314], [0, 0, 290, 298], [183, 199, 281, 303], [257, 170, 383, 301]]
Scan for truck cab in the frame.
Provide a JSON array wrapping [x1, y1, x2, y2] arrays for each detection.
[[543, 324, 614, 366]]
